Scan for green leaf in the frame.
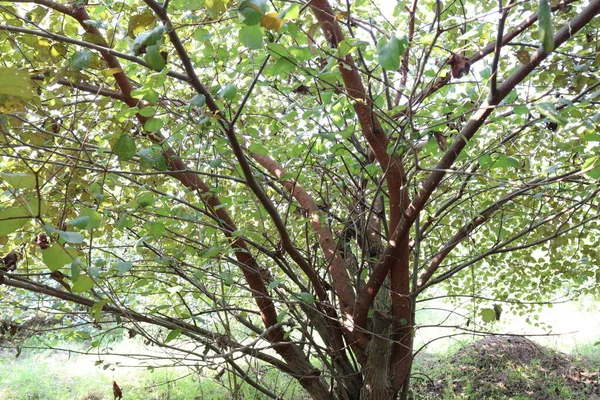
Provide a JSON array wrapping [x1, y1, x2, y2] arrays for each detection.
[[481, 308, 496, 323], [79, 208, 102, 230], [133, 26, 167, 55], [72, 276, 95, 293], [193, 28, 212, 42], [90, 300, 109, 323], [477, 154, 492, 168], [490, 155, 520, 169], [69, 50, 92, 71], [219, 271, 234, 286], [219, 84, 237, 101], [71, 260, 81, 282], [0, 68, 36, 100], [144, 44, 166, 71], [146, 221, 165, 238], [83, 19, 103, 28], [42, 244, 78, 272], [268, 280, 281, 289], [0, 206, 30, 235], [144, 118, 164, 133], [139, 106, 156, 117], [44, 224, 85, 243], [538, 0, 554, 53], [190, 94, 206, 107], [67, 216, 90, 229], [59, 230, 85, 244], [582, 157, 600, 179], [1, 173, 36, 189], [164, 328, 182, 343], [377, 35, 408, 71], [513, 105, 529, 115], [115, 260, 133, 274], [276, 310, 288, 323], [194, 270, 206, 280], [280, 3, 299, 19], [238, 0, 268, 26], [113, 134, 136, 161], [297, 292, 314, 304], [535, 103, 567, 126], [248, 143, 269, 155], [137, 192, 155, 207], [240, 25, 263, 49]]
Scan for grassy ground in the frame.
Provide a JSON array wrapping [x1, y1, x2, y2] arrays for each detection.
[[0, 337, 307, 399], [0, 296, 598, 399], [1, 336, 598, 399]]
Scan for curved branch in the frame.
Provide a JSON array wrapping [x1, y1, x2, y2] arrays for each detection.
[[417, 169, 583, 288], [308, 0, 407, 233], [355, 0, 600, 332]]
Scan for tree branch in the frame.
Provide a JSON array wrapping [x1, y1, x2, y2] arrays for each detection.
[[354, 0, 600, 333]]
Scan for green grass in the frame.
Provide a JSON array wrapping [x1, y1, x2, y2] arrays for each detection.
[[0, 337, 308, 400]]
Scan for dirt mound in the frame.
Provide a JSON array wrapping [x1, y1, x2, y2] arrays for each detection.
[[415, 336, 600, 400]]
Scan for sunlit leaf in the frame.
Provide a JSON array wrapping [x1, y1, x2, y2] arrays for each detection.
[[535, 103, 567, 126], [206, 0, 230, 16], [490, 155, 520, 169], [1, 173, 36, 189], [481, 308, 496, 323], [72, 276, 95, 293], [102, 67, 123, 77], [260, 12, 285, 32], [0, 68, 36, 100], [144, 118, 164, 133], [280, 4, 299, 19], [42, 244, 78, 272], [90, 300, 109, 323], [240, 25, 263, 49], [582, 157, 600, 179], [128, 11, 155, 37], [164, 328, 182, 343], [377, 35, 408, 71], [0, 207, 30, 235]]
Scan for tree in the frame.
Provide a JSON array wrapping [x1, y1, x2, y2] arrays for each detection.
[[1, 0, 599, 398]]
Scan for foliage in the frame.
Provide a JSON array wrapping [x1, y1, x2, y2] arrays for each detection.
[[0, 0, 600, 398]]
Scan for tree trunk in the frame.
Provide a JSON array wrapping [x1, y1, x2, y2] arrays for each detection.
[[359, 312, 399, 400]]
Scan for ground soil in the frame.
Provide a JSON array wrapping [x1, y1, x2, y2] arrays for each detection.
[[414, 336, 600, 400]]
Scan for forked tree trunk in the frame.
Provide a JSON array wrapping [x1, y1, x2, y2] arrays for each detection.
[[359, 312, 404, 400]]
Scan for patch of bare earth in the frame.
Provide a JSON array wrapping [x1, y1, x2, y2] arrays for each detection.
[[419, 336, 600, 400]]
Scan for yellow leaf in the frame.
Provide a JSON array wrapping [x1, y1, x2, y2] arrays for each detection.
[[516, 48, 530, 65], [261, 13, 285, 32], [0, 68, 36, 101], [0, 98, 26, 113], [102, 67, 123, 77], [206, 0, 230, 16], [128, 12, 156, 37]]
